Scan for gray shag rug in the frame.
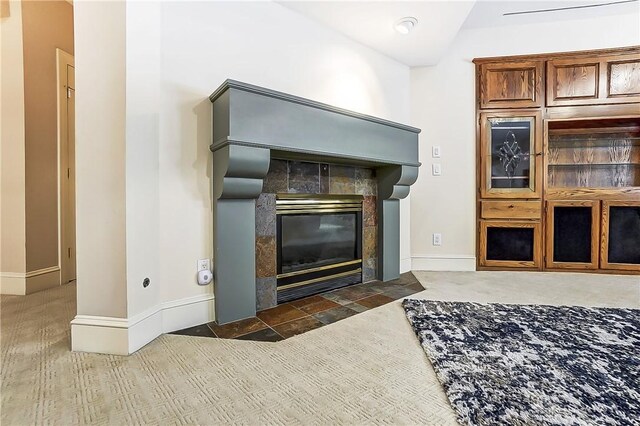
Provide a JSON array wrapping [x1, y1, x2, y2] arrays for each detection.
[[402, 299, 640, 426]]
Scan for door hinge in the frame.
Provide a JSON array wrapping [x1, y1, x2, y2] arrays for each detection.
[[67, 87, 72, 99], [68, 247, 72, 258], [67, 168, 70, 179]]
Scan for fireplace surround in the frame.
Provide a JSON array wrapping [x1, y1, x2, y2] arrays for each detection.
[[210, 80, 421, 324]]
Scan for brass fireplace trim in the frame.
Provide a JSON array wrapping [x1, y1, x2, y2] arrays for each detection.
[[277, 269, 363, 291], [277, 259, 363, 279], [276, 194, 364, 214]]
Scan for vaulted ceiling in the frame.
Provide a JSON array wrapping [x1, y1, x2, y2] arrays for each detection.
[[277, 0, 639, 67]]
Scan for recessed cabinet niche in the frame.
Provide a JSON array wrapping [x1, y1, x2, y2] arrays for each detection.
[[475, 46, 640, 274]]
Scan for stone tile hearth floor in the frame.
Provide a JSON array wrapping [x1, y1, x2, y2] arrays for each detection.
[[170, 272, 423, 342]]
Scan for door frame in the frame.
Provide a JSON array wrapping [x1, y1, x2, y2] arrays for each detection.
[[56, 48, 75, 284]]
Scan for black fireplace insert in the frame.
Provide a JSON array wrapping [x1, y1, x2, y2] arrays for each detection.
[[276, 194, 363, 303]]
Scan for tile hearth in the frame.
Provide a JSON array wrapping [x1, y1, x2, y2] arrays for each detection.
[[171, 272, 423, 342]]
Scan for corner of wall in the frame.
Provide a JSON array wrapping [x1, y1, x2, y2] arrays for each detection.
[[70, 293, 215, 355]]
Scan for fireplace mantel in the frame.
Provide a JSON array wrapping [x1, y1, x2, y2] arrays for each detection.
[[210, 80, 421, 324]]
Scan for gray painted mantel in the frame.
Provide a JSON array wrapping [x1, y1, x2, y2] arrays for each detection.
[[210, 80, 421, 324]]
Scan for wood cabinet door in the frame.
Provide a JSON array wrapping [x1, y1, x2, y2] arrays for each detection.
[[545, 200, 600, 270], [601, 200, 640, 271], [606, 54, 640, 103], [479, 61, 544, 109], [479, 220, 542, 269], [548, 53, 640, 106], [480, 110, 543, 199]]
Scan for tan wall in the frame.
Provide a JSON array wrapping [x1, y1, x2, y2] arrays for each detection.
[[0, 0, 27, 280], [21, 0, 73, 272]]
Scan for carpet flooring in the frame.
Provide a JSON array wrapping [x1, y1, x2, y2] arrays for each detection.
[[403, 300, 640, 426], [1, 271, 638, 425]]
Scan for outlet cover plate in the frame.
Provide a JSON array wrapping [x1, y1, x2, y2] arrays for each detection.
[[433, 233, 442, 246], [197, 259, 210, 272]]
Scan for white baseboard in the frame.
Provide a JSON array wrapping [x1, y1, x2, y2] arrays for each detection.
[[26, 266, 61, 293], [71, 317, 130, 355], [411, 255, 476, 272], [0, 275, 26, 295], [400, 257, 412, 274], [70, 293, 215, 355], [1, 266, 60, 295]]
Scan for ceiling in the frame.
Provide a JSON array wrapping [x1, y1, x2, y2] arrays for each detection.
[[276, 0, 639, 67]]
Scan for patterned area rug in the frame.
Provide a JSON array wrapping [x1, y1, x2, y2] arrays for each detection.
[[402, 300, 640, 426]]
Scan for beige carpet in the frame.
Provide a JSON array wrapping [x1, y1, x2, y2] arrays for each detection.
[[1, 272, 638, 425]]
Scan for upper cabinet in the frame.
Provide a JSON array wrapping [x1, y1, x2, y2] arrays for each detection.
[[547, 53, 640, 106], [478, 61, 544, 109]]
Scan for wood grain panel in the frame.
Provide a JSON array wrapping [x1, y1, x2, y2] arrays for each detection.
[[480, 61, 543, 108], [547, 58, 600, 106], [554, 64, 598, 100], [481, 201, 541, 219], [608, 57, 640, 98]]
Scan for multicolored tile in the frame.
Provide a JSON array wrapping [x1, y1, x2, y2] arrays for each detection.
[[236, 328, 283, 342], [256, 277, 277, 311], [273, 316, 325, 338], [355, 294, 395, 309], [329, 165, 356, 194], [170, 324, 217, 338], [363, 196, 377, 227], [262, 159, 288, 193], [255, 193, 276, 237], [312, 306, 359, 325], [288, 161, 319, 193], [209, 317, 267, 339], [257, 304, 307, 326], [355, 167, 377, 196], [320, 163, 330, 194], [255, 236, 276, 278], [363, 226, 377, 261]]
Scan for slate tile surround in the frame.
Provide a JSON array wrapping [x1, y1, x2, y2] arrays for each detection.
[[255, 159, 379, 311], [171, 272, 423, 342]]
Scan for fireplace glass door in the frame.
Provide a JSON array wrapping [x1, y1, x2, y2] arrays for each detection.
[[280, 213, 358, 274], [276, 194, 363, 302]]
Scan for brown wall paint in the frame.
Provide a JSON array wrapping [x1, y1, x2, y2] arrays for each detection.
[[22, 1, 74, 271]]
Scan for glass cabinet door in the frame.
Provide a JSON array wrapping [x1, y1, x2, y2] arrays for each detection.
[[480, 111, 542, 198]]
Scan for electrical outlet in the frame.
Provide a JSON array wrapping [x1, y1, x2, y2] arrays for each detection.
[[433, 233, 442, 246], [432, 146, 441, 158], [432, 163, 442, 176], [197, 259, 210, 272]]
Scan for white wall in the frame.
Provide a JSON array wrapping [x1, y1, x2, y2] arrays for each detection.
[[0, 0, 27, 294], [153, 1, 412, 307], [410, 13, 640, 271], [74, 0, 127, 318]]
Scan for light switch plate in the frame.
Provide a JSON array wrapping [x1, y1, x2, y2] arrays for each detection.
[[432, 146, 441, 158], [432, 163, 442, 176]]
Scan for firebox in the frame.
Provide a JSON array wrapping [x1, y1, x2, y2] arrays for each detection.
[[276, 194, 363, 303]]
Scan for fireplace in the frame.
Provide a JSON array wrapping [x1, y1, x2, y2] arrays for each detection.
[[210, 80, 420, 324], [276, 194, 363, 302]]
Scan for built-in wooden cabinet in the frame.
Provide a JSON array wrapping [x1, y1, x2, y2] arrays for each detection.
[[479, 61, 544, 109], [475, 46, 640, 274], [547, 53, 640, 106]]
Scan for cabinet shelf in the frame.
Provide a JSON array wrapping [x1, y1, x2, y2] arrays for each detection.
[[548, 163, 640, 167]]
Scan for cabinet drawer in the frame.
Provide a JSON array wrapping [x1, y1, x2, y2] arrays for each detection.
[[481, 201, 541, 219]]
